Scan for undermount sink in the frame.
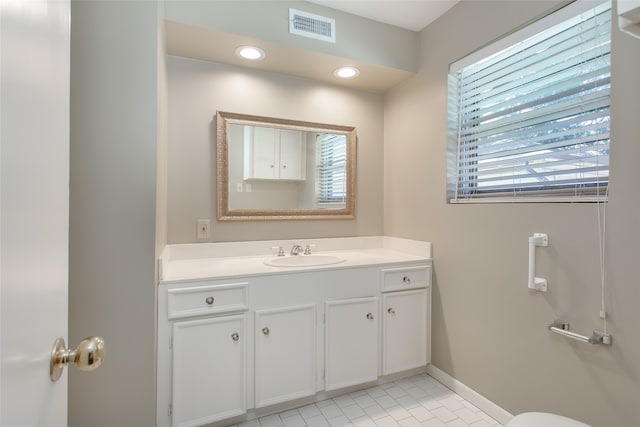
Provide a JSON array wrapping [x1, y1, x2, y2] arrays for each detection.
[[264, 255, 345, 267]]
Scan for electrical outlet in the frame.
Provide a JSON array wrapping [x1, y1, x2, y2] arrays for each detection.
[[196, 219, 210, 239]]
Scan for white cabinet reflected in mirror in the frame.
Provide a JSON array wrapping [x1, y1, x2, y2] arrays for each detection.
[[216, 111, 356, 221]]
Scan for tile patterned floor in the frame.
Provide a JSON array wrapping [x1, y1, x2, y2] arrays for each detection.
[[230, 373, 503, 427]]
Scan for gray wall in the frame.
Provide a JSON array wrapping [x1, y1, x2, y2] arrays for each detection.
[[166, 56, 384, 243], [69, 2, 160, 426], [384, 1, 640, 426]]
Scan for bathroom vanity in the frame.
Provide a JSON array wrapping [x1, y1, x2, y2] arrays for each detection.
[[156, 237, 432, 427]]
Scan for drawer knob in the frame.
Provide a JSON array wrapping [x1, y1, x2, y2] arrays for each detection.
[[402, 276, 411, 284], [231, 333, 240, 342], [262, 327, 270, 336], [387, 307, 395, 315], [366, 313, 374, 320], [205, 296, 214, 305]]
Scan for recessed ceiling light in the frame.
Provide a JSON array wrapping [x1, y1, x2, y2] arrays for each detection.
[[334, 67, 360, 79], [235, 46, 266, 61]]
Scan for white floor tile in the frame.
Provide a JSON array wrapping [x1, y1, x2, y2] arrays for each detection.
[[386, 406, 412, 421], [335, 395, 357, 409], [398, 418, 423, 427], [375, 395, 398, 409], [259, 414, 284, 427], [299, 404, 322, 420], [342, 404, 367, 420], [395, 395, 420, 409], [320, 403, 344, 419], [229, 374, 504, 427], [408, 406, 435, 422], [430, 406, 457, 423], [352, 416, 379, 427], [453, 408, 483, 424], [306, 415, 331, 427], [438, 397, 466, 412], [363, 404, 389, 420], [374, 415, 401, 427], [282, 414, 306, 427], [354, 394, 377, 409], [279, 409, 300, 419], [328, 415, 353, 427], [421, 418, 447, 427]]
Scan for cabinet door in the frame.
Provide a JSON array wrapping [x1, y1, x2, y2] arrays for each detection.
[[246, 126, 278, 179], [172, 315, 246, 427], [382, 289, 428, 375], [278, 129, 305, 180], [325, 297, 378, 391], [255, 304, 316, 408]]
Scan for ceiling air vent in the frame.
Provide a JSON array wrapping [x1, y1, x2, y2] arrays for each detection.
[[289, 8, 336, 43]]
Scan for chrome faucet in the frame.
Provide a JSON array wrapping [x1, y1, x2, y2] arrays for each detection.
[[290, 244, 304, 256]]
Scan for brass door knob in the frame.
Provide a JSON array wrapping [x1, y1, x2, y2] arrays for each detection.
[[50, 336, 105, 382]]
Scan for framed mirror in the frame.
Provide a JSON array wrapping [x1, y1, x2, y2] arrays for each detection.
[[216, 111, 357, 221]]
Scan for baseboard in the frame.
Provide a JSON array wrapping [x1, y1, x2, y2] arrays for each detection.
[[426, 364, 513, 425]]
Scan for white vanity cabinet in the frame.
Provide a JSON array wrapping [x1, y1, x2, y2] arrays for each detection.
[[381, 266, 431, 375], [244, 126, 306, 181], [325, 297, 379, 391], [254, 304, 316, 408], [158, 281, 249, 427], [172, 314, 246, 427], [158, 240, 432, 427]]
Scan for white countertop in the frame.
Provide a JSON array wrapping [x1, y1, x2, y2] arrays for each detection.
[[159, 236, 431, 283]]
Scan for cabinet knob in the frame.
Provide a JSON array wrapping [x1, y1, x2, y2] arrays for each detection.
[[270, 164, 274, 168], [231, 333, 240, 342], [262, 327, 270, 336], [387, 308, 395, 315], [205, 296, 214, 305], [366, 313, 374, 320], [402, 276, 411, 284], [282, 164, 287, 169]]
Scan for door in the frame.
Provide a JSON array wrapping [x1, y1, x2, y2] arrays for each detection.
[[278, 129, 305, 180], [172, 315, 246, 427], [255, 304, 316, 408], [325, 297, 378, 391], [382, 289, 428, 375], [1, 1, 71, 426], [247, 126, 278, 179]]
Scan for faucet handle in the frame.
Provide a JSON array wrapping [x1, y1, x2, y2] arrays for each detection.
[[271, 246, 285, 256], [304, 244, 315, 255]]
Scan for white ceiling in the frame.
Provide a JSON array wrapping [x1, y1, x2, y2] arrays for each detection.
[[307, 0, 460, 32]]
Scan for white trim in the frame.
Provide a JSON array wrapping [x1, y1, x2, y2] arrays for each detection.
[[426, 365, 514, 425]]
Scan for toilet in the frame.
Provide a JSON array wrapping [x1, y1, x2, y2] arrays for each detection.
[[507, 412, 591, 427]]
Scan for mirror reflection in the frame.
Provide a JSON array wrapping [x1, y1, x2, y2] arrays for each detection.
[[216, 111, 356, 221]]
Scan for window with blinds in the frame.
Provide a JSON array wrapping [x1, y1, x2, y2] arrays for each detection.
[[447, 0, 611, 203], [317, 133, 347, 205]]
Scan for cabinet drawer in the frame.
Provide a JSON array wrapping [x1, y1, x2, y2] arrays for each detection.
[[381, 265, 430, 292], [167, 282, 249, 320]]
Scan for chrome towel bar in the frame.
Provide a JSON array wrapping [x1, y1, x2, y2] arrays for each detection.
[[548, 320, 612, 345]]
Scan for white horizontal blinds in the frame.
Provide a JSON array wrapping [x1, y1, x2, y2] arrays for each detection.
[[452, 1, 611, 201], [317, 134, 347, 204]]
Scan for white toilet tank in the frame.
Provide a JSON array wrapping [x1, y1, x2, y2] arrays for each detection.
[[507, 412, 591, 427]]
